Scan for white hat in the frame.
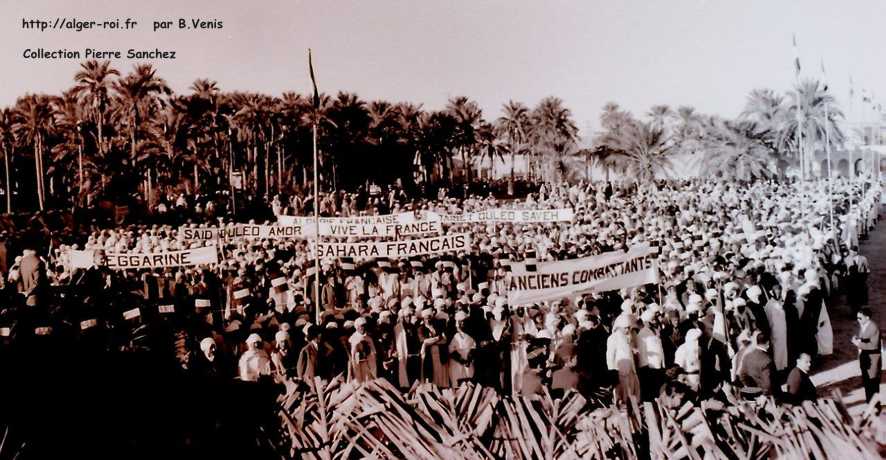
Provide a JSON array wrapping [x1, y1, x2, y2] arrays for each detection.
[[454, 311, 468, 321], [685, 328, 702, 342], [745, 285, 763, 302], [620, 299, 635, 313], [561, 324, 576, 337], [200, 337, 216, 352], [274, 331, 289, 343], [246, 333, 262, 345], [354, 317, 367, 327]]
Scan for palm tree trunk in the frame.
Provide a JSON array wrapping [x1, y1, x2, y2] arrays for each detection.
[[147, 167, 153, 210], [193, 162, 199, 193], [4, 150, 10, 214], [278, 145, 283, 193], [252, 144, 259, 195], [34, 136, 44, 211]]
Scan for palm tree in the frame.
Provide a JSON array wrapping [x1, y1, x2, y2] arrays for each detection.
[[0, 108, 14, 213], [326, 92, 369, 189], [446, 96, 482, 183], [531, 96, 579, 182], [781, 80, 845, 176], [50, 90, 88, 207], [586, 144, 624, 183], [72, 60, 119, 160], [112, 64, 171, 200], [591, 102, 634, 182], [495, 101, 531, 184], [415, 110, 457, 184], [12, 94, 55, 210], [700, 119, 775, 181], [671, 105, 705, 156], [473, 120, 504, 179], [611, 120, 673, 185], [647, 105, 673, 132]]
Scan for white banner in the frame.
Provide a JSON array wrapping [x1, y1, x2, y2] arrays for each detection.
[[277, 212, 441, 237], [67, 246, 219, 270], [180, 226, 222, 240], [507, 245, 659, 305], [437, 208, 574, 224], [314, 233, 471, 259]]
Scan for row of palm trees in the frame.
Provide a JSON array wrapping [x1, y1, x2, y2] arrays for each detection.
[[590, 80, 844, 184], [0, 60, 844, 213], [0, 60, 585, 213]]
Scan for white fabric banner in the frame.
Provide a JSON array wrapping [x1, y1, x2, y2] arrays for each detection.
[[277, 211, 441, 237], [507, 245, 659, 305], [314, 233, 471, 259], [179, 226, 222, 240], [67, 246, 219, 270], [436, 208, 574, 224]]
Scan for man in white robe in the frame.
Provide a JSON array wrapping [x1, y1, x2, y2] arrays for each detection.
[[348, 317, 377, 383], [764, 294, 788, 371], [448, 311, 476, 387]]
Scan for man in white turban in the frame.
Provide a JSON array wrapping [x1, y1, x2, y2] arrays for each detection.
[[674, 328, 702, 392], [239, 333, 272, 382], [348, 317, 377, 383], [448, 311, 476, 387], [606, 314, 640, 404]]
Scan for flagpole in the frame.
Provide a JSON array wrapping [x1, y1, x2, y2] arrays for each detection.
[[822, 61, 834, 232], [309, 48, 322, 325], [313, 121, 321, 324]]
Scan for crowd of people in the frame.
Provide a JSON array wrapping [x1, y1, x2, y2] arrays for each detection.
[[0, 177, 881, 408]]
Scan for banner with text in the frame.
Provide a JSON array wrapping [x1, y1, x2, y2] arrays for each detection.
[[314, 233, 470, 259], [277, 212, 441, 237], [67, 246, 219, 270], [507, 244, 659, 305], [437, 208, 574, 224]]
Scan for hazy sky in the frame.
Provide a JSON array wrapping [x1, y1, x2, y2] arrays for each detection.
[[1, 0, 883, 137]]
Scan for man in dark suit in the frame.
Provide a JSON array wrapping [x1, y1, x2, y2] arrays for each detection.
[[738, 332, 776, 398], [297, 325, 321, 385], [852, 307, 881, 402], [698, 312, 731, 398], [17, 245, 46, 307], [782, 353, 816, 404]]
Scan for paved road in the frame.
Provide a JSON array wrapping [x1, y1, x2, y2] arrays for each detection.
[[811, 206, 884, 418]]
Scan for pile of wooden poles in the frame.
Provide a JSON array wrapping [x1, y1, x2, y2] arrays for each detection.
[[274, 379, 882, 459]]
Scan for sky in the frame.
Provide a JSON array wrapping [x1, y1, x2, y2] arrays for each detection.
[[1, 0, 884, 138]]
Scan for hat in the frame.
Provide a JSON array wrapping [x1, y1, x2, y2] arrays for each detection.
[[275, 331, 289, 343], [685, 328, 702, 341], [612, 313, 632, 330], [420, 308, 434, 319], [354, 317, 367, 327], [745, 285, 762, 302], [200, 337, 216, 352], [454, 311, 468, 321], [246, 333, 262, 345]]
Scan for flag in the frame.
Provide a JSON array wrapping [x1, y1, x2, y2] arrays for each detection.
[[849, 75, 855, 100], [820, 59, 828, 92], [308, 49, 320, 110], [792, 34, 801, 78]]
